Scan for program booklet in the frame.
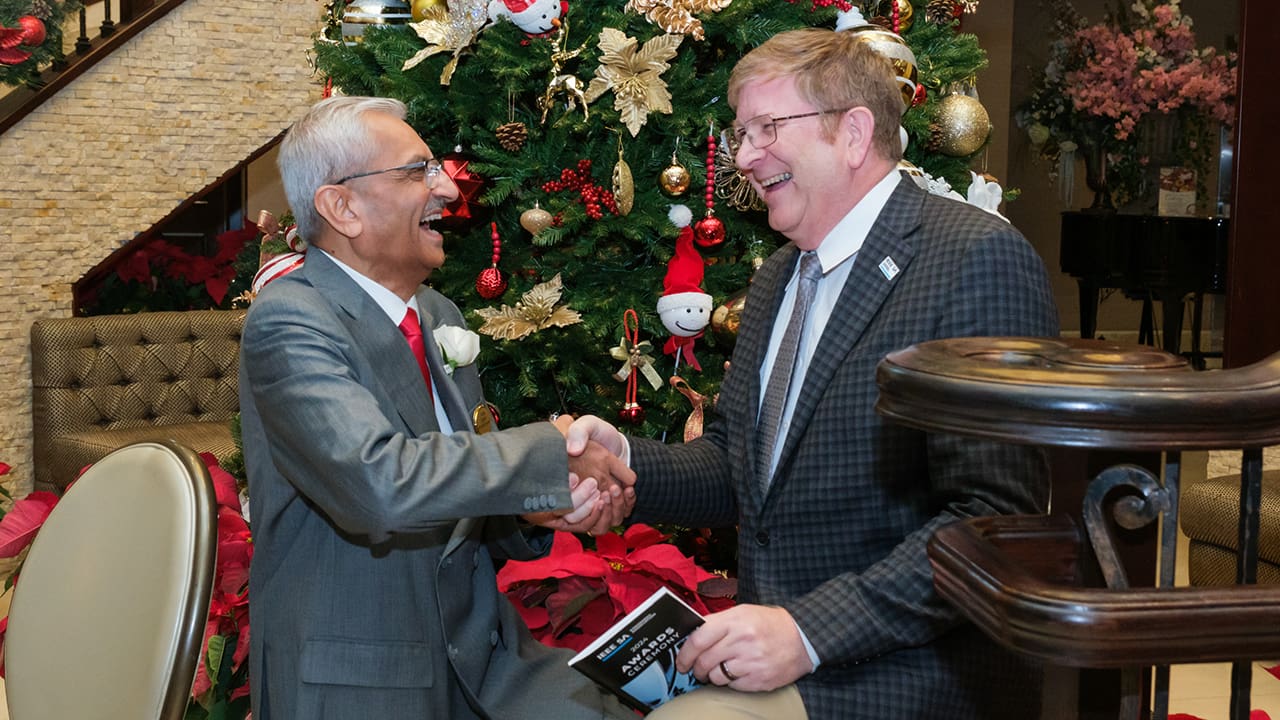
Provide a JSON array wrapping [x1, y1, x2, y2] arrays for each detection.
[[568, 586, 705, 712]]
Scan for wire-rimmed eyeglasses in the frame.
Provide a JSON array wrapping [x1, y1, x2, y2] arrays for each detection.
[[731, 108, 852, 150], [332, 158, 445, 188]]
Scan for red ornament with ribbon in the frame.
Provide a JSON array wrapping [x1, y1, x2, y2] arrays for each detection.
[[612, 309, 661, 426], [692, 121, 726, 251], [438, 150, 488, 231], [476, 222, 508, 299]]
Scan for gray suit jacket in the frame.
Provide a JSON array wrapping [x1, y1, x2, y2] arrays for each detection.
[[631, 177, 1060, 719], [239, 250, 628, 719]]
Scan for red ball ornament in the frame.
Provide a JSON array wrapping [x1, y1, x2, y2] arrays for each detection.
[[438, 151, 488, 231], [18, 15, 46, 46], [693, 215, 726, 249], [617, 402, 646, 426], [476, 267, 507, 299], [912, 82, 927, 108]]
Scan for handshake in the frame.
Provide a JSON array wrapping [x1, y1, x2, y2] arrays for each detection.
[[524, 415, 635, 536]]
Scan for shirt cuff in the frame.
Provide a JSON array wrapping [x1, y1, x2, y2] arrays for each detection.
[[794, 618, 821, 672]]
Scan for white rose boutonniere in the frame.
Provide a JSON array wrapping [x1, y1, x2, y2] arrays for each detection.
[[435, 325, 481, 375]]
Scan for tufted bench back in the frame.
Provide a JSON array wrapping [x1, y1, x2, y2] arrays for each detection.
[[30, 310, 245, 492]]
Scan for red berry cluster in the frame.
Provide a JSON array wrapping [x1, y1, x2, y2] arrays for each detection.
[[541, 159, 619, 220], [786, 0, 853, 11]]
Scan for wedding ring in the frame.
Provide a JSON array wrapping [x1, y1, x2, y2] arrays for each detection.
[[719, 660, 739, 682]]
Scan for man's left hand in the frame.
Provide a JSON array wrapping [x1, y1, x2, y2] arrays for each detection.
[[676, 604, 814, 692]]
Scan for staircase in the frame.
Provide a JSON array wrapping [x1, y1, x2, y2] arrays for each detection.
[[0, 0, 320, 495]]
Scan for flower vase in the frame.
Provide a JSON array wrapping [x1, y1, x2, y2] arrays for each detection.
[[1082, 140, 1115, 212]]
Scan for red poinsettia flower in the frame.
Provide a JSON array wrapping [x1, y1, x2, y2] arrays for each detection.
[[497, 526, 735, 653], [0, 491, 58, 559], [191, 453, 253, 705]]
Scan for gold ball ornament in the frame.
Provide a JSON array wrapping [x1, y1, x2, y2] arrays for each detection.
[[659, 153, 691, 196], [933, 93, 991, 157], [710, 286, 748, 346], [519, 203, 553, 235], [838, 19, 918, 111], [410, 0, 445, 22]]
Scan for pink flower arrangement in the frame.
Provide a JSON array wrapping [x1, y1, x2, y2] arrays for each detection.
[[1016, 0, 1236, 207], [1061, 0, 1234, 141]]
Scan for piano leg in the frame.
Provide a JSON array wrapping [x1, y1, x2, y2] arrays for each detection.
[[1189, 292, 1206, 370], [1157, 290, 1187, 358], [1139, 296, 1155, 347], [1078, 278, 1100, 339]]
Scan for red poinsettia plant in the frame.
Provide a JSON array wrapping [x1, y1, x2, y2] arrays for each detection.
[[497, 525, 736, 653], [0, 455, 252, 719]]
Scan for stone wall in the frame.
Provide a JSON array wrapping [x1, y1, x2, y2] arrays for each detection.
[[0, 0, 322, 496]]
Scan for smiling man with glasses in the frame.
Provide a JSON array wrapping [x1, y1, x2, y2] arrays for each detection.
[[567, 27, 1059, 720], [238, 96, 637, 720]]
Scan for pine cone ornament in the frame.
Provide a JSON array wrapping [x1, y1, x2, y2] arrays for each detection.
[[926, 122, 945, 153], [29, 0, 52, 19], [495, 121, 527, 152], [926, 0, 962, 25]]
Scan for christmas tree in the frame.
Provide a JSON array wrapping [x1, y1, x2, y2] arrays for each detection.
[[312, 0, 992, 439]]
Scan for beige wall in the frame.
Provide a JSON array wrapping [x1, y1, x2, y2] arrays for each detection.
[[0, 0, 320, 496]]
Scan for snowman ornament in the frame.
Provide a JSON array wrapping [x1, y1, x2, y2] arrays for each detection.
[[657, 204, 713, 372], [488, 0, 565, 36]]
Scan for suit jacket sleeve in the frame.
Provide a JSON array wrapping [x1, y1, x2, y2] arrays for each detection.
[[241, 283, 573, 542]]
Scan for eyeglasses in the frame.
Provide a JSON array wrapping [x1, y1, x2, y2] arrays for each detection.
[[731, 108, 852, 150], [332, 158, 445, 189]]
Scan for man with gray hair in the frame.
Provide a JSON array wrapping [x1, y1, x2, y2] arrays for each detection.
[[240, 95, 634, 719]]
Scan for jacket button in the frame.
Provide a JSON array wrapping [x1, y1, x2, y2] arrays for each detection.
[[490, 630, 499, 646], [755, 530, 770, 546]]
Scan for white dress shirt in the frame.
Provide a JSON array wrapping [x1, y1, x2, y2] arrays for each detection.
[[757, 169, 900, 478]]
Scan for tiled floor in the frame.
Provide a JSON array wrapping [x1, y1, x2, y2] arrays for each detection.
[[1167, 661, 1280, 719], [1163, 448, 1280, 720]]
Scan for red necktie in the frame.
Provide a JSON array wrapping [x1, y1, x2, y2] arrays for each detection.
[[398, 308, 434, 400]]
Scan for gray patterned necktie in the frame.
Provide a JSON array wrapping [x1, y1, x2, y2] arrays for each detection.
[[756, 251, 822, 489]]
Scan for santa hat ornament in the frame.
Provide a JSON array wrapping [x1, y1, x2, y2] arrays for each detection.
[[657, 204, 712, 372], [487, 0, 565, 36]]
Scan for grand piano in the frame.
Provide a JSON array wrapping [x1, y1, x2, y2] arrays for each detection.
[[1060, 211, 1229, 366]]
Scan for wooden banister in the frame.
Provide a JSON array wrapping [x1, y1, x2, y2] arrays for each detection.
[[0, 0, 184, 135]]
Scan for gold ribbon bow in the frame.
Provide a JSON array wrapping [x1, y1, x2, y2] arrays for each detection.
[[611, 336, 663, 391]]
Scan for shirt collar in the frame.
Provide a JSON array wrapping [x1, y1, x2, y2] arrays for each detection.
[[318, 248, 420, 325], [813, 168, 900, 273]]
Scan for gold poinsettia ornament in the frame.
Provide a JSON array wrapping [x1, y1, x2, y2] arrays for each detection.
[[474, 273, 583, 341], [625, 0, 732, 41], [583, 29, 683, 137], [402, 0, 491, 84]]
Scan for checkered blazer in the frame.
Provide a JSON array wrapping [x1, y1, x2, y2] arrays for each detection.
[[631, 176, 1059, 719]]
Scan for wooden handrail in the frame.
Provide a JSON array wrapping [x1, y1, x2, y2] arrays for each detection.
[[928, 514, 1280, 667], [0, 0, 184, 135]]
